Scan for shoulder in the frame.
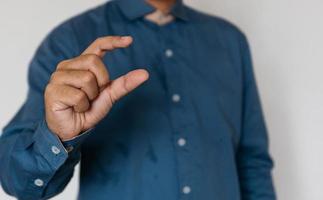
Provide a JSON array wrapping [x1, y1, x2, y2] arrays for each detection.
[[185, 6, 248, 46], [46, 1, 118, 54], [64, 1, 117, 32]]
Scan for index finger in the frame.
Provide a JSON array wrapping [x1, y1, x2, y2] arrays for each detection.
[[82, 36, 133, 58]]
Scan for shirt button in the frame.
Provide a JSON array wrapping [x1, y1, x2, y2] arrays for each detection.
[[34, 179, 44, 187], [177, 138, 186, 147], [172, 94, 181, 103], [182, 186, 191, 194], [51, 146, 61, 155], [165, 49, 174, 58]]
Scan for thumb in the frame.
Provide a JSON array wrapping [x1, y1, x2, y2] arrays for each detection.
[[84, 69, 149, 124], [106, 69, 149, 103]]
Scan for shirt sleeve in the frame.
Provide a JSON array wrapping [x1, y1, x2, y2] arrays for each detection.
[[236, 33, 276, 200], [0, 20, 90, 200]]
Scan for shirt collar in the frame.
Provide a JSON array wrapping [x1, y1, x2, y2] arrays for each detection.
[[116, 0, 189, 21]]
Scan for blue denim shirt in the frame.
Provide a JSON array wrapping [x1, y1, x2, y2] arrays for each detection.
[[0, 0, 275, 199]]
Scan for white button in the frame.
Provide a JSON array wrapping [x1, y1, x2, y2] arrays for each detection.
[[172, 94, 181, 103], [165, 49, 173, 58], [34, 179, 44, 187], [182, 186, 191, 194], [177, 138, 186, 147], [51, 146, 61, 155]]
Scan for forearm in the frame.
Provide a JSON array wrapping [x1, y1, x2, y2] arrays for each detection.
[[237, 145, 276, 200]]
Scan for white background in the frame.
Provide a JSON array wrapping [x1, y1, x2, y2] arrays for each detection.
[[1, 0, 323, 199]]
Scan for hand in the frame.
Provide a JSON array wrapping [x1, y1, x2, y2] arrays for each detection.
[[45, 36, 149, 140]]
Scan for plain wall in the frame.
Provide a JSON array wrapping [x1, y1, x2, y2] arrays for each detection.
[[1, 0, 322, 199]]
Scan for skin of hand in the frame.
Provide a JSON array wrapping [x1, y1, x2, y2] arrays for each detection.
[[146, 0, 176, 13], [45, 36, 149, 141]]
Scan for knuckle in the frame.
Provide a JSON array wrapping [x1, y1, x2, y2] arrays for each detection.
[[82, 71, 95, 84], [109, 35, 120, 40], [101, 73, 109, 85], [95, 37, 105, 44], [49, 71, 60, 82], [45, 83, 54, 94], [57, 60, 69, 69], [87, 54, 100, 64], [93, 38, 103, 47], [74, 91, 87, 103], [95, 37, 102, 43], [82, 54, 99, 67], [44, 84, 56, 100]]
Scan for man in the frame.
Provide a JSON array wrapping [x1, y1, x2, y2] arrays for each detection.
[[0, 0, 276, 199]]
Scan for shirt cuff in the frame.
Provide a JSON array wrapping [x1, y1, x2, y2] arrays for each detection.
[[61, 128, 93, 153], [32, 120, 69, 170]]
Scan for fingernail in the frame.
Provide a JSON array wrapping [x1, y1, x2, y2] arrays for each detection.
[[121, 36, 132, 41]]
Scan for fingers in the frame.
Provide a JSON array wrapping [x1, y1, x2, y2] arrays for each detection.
[[50, 70, 99, 100], [46, 84, 90, 113], [83, 69, 149, 125], [47, 36, 140, 117], [56, 36, 133, 89], [57, 54, 109, 88], [107, 69, 149, 103], [82, 36, 133, 58]]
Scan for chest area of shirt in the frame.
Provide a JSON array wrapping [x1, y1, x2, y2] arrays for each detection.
[[101, 30, 241, 101]]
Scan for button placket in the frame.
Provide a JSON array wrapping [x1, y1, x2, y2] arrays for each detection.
[[160, 23, 194, 198]]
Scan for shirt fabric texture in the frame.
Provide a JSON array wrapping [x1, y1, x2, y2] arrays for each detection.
[[0, 0, 276, 199]]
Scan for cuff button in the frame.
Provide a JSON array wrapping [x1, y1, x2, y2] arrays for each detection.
[[34, 179, 44, 187], [51, 146, 61, 155]]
